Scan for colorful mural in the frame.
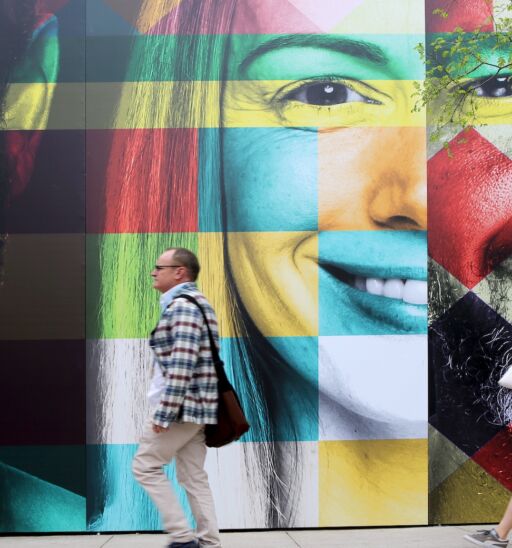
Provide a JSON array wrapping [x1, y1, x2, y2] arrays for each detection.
[[426, 1, 512, 524], [0, 0, 510, 533], [0, 0, 86, 532]]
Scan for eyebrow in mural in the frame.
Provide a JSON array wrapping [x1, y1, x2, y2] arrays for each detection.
[[239, 34, 389, 72]]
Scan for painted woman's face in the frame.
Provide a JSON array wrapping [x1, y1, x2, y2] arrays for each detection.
[[428, 74, 512, 429], [221, 1, 428, 436]]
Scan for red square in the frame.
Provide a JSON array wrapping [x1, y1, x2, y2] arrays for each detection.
[[87, 128, 198, 234], [426, 0, 494, 33], [428, 129, 512, 289]]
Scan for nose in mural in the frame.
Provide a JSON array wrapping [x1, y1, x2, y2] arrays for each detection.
[[318, 126, 428, 335], [428, 128, 512, 290]]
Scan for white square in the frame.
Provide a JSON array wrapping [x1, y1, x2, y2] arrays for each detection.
[[319, 334, 428, 440]]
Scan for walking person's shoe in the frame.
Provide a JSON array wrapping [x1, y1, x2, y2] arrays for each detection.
[[167, 541, 199, 548], [464, 529, 509, 546]]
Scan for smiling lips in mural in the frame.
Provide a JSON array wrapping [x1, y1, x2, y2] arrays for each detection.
[[318, 246, 427, 334], [321, 260, 427, 304], [315, 229, 427, 334]]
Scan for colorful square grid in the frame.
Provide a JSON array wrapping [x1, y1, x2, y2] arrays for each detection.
[[1, 0, 510, 534]]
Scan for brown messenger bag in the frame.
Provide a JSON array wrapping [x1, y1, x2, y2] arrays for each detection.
[[180, 294, 250, 448]]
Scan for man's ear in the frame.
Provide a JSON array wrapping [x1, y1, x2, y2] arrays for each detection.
[[4, 15, 59, 196]]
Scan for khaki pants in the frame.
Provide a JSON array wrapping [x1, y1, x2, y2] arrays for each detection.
[[132, 419, 221, 547]]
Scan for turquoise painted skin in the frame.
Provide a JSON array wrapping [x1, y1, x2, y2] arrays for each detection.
[[0, 462, 85, 532], [223, 128, 318, 232], [88, 444, 193, 531], [227, 33, 425, 82], [227, 336, 319, 442], [267, 337, 319, 441]]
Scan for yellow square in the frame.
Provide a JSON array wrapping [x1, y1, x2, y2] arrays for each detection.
[[225, 232, 318, 337], [319, 439, 428, 526]]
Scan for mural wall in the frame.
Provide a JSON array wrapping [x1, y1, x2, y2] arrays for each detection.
[[426, 1, 512, 523], [0, 0, 86, 532], [0, 0, 510, 533]]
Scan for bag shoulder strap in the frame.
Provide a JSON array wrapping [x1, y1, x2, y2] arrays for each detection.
[[177, 294, 226, 379]]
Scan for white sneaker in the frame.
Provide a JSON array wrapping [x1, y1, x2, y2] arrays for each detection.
[[464, 529, 509, 547]]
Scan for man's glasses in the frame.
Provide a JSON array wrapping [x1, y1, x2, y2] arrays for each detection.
[[154, 264, 183, 271]]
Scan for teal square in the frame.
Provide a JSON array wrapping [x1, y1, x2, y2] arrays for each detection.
[[87, 443, 194, 531], [222, 336, 318, 442], [319, 230, 427, 335]]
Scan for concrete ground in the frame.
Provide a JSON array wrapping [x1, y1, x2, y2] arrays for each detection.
[[0, 525, 499, 548]]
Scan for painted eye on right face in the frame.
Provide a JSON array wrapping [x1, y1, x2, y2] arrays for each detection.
[[285, 81, 380, 106], [464, 75, 512, 98], [454, 73, 512, 123]]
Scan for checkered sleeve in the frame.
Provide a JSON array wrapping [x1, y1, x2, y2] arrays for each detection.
[[152, 299, 203, 428]]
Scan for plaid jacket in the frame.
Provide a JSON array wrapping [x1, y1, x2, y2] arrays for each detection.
[[149, 283, 219, 428]]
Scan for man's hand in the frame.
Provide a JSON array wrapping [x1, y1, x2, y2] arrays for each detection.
[[152, 423, 168, 433]]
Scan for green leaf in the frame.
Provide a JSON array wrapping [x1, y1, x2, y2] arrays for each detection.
[[432, 8, 449, 18]]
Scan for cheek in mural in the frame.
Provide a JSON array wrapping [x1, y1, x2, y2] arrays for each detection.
[[428, 30, 512, 291], [222, 19, 427, 430], [223, 128, 319, 340]]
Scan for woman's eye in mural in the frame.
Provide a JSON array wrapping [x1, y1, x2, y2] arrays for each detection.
[[280, 80, 381, 107], [446, 73, 512, 123], [465, 74, 512, 98], [265, 77, 388, 127]]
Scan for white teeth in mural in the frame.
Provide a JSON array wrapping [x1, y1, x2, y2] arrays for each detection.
[[383, 278, 405, 300], [355, 276, 427, 305], [403, 279, 428, 305], [366, 277, 384, 296]]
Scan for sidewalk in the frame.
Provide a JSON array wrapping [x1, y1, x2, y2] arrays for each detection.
[[0, 525, 496, 548]]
